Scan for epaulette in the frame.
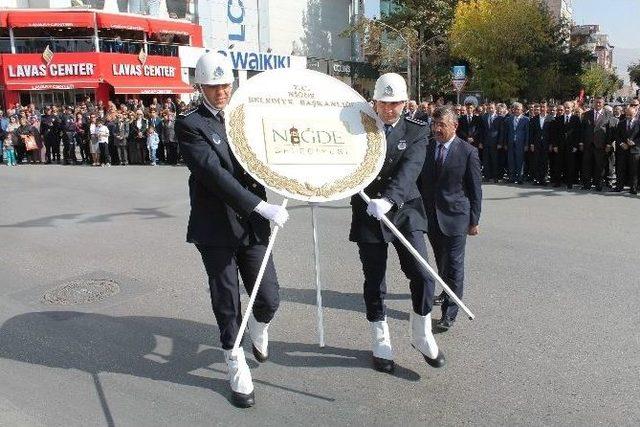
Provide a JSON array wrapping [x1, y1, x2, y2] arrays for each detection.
[[405, 116, 427, 126], [179, 108, 197, 117]]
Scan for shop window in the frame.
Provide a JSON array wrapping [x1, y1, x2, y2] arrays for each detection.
[[13, 28, 95, 54]]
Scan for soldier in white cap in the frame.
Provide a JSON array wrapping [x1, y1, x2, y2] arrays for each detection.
[[176, 52, 289, 408], [349, 73, 445, 373]]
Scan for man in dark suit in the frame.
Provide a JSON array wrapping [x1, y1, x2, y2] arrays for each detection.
[[419, 107, 482, 330], [350, 72, 445, 375], [613, 106, 640, 194], [581, 97, 615, 191], [457, 103, 482, 155], [529, 102, 555, 185], [551, 102, 581, 188], [480, 102, 502, 182], [504, 102, 529, 184], [176, 52, 289, 408], [419, 106, 482, 330]]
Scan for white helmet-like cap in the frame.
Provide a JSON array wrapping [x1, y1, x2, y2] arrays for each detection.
[[194, 52, 234, 86], [373, 72, 408, 102]]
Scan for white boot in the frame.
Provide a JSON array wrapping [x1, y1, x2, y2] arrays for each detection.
[[370, 318, 394, 373], [224, 349, 255, 407], [410, 312, 446, 368], [247, 313, 269, 362]]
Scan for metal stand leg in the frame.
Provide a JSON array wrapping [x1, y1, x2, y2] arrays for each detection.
[[309, 202, 325, 347]]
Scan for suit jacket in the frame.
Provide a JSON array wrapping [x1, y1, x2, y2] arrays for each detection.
[[457, 114, 482, 146], [349, 116, 428, 243], [419, 137, 482, 237], [504, 115, 530, 147], [529, 114, 555, 152], [615, 117, 640, 154], [581, 109, 614, 150], [176, 104, 270, 247], [553, 114, 581, 151], [480, 113, 502, 146]]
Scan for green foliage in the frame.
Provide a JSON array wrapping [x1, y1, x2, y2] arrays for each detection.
[[628, 61, 640, 87], [580, 64, 622, 97], [450, 0, 593, 101]]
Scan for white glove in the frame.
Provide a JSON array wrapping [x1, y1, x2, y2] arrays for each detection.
[[254, 201, 289, 227], [366, 198, 393, 220]]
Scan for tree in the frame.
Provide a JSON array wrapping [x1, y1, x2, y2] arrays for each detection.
[[580, 64, 622, 98], [450, 0, 555, 100], [628, 61, 640, 87], [343, 0, 458, 98]]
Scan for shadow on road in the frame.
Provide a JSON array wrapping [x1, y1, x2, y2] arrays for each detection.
[[0, 208, 173, 228], [0, 311, 420, 424], [281, 287, 412, 321]]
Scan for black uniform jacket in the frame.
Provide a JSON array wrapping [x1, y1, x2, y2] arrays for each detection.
[[176, 104, 270, 247], [349, 116, 429, 243]]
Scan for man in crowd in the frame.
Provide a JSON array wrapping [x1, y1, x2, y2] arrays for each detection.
[[350, 72, 445, 375], [419, 106, 482, 330], [504, 102, 529, 184], [581, 96, 615, 191], [529, 102, 554, 186], [613, 105, 640, 194], [551, 102, 580, 188], [481, 102, 502, 183], [405, 100, 419, 118]]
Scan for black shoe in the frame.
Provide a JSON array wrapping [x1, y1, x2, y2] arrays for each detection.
[[595, 186, 603, 192], [436, 317, 455, 331], [252, 344, 268, 363], [553, 183, 561, 188], [612, 187, 623, 192], [419, 348, 446, 368], [434, 292, 446, 306], [631, 188, 638, 195], [231, 390, 255, 408], [581, 185, 591, 191], [566, 184, 573, 190], [372, 355, 395, 373]]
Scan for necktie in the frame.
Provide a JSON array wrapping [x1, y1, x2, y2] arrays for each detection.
[[436, 143, 446, 172], [217, 110, 225, 125], [384, 124, 392, 136], [514, 117, 519, 129], [565, 115, 569, 124]]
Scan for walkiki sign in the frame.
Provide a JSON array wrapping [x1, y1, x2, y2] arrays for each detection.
[[224, 50, 292, 72]]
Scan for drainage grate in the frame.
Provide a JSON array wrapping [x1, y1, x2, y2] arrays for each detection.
[[42, 279, 121, 305]]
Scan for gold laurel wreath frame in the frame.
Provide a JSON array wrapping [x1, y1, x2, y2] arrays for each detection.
[[228, 104, 384, 199]]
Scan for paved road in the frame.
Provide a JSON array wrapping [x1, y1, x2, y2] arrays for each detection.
[[0, 165, 639, 426]]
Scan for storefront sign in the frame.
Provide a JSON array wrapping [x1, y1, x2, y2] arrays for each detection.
[[223, 50, 292, 72], [111, 64, 176, 77], [7, 63, 96, 78]]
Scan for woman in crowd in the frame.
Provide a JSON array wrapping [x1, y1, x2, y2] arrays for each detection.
[[15, 117, 33, 164], [114, 113, 129, 166]]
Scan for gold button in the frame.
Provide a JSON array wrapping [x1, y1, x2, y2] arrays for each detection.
[[252, 183, 257, 188]]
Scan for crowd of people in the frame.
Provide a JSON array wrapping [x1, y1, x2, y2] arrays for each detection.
[[405, 97, 640, 195], [0, 96, 195, 168]]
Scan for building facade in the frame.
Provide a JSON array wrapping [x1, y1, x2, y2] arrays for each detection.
[[571, 24, 614, 71]]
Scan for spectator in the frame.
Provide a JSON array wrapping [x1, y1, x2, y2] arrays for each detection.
[[114, 113, 129, 166], [147, 125, 159, 166]]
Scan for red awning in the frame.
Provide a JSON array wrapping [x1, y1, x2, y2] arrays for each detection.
[[7, 11, 95, 28], [147, 18, 195, 37], [112, 83, 194, 95], [96, 13, 149, 32], [0, 11, 9, 28]]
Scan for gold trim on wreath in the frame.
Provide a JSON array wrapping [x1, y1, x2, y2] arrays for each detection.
[[228, 104, 383, 198]]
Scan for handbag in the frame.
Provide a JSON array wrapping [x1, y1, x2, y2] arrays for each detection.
[[23, 135, 38, 151]]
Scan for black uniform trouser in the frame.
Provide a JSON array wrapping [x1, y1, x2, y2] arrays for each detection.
[[166, 142, 178, 165], [45, 134, 59, 162], [582, 147, 606, 188], [615, 151, 628, 188], [196, 243, 280, 350], [357, 231, 435, 322], [63, 132, 77, 164], [427, 220, 467, 321]]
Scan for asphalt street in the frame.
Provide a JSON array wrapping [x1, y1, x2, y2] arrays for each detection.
[[0, 165, 639, 426]]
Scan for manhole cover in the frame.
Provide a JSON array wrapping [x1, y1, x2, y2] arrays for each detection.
[[42, 279, 120, 305]]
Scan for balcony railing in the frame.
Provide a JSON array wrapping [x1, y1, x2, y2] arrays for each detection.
[[0, 37, 182, 57]]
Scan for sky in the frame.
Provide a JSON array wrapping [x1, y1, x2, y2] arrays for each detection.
[[572, 0, 639, 49]]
